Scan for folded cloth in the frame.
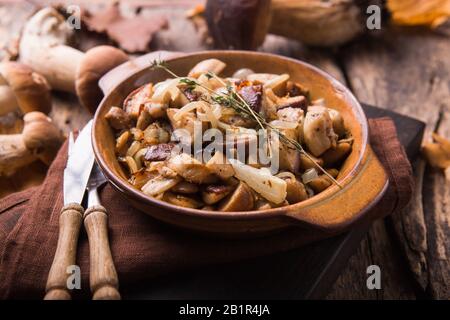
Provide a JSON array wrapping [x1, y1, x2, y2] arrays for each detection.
[[0, 118, 413, 299]]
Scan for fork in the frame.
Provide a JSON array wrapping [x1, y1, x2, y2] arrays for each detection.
[[83, 162, 121, 300]]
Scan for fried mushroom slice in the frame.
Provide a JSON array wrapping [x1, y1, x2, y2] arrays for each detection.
[[202, 184, 234, 205], [167, 153, 218, 184], [163, 192, 203, 209], [322, 141, 352, 166], [172, 181, 199, 194], [205, 151, 235, 180], [188, 59, 226, 78], [308, 175, 332, 193], [284, 177, 308, 204], [303, 106, 338, 156], [105, 106, 132, 130], [218, 182, 254, 212]]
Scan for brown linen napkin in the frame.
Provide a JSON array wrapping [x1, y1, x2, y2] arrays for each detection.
[[0, 117, 413, 299]]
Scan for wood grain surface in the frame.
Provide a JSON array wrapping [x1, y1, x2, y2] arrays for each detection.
[[0, 0, 448, 299]]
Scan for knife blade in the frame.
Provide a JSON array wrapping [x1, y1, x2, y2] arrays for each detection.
[[63, 120, 95, 205]]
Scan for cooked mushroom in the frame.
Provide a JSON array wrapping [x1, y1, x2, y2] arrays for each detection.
[[327, 108, 346, 137], [123, 84, 152, 119], [218, 182, 255, 211], [299, 152, 324, 170], [284, 177, 308, 204], [0, 62, 52, 116], [144, 143, 175, 161], [322, 141, 352, 166], [308, 175, 332, 193], [167, 153, 218, 184], [0, 111, 63, 176], [163, 192, 203, 209], [202, 184, 234, 205], [276, 107, 304, 142], [172, 181, 199, 194], [19, 8, 129, 113], [143, 122, 171, 145], [141, 175, 181, 196], [115, 131, 131, 156], [232, 68, 254, 80], [188, 59, 226, 78], [303, 106, 338, 156], [105, 106, 132, 130], [205, 151, 235, 179], [167, 108, 207, 143]]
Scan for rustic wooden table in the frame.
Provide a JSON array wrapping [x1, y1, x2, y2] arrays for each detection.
[[0, 0, 448, 299]]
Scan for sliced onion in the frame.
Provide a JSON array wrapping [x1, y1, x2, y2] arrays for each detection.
[[152, 79, 180, 104], [173, 101, 207, 121], [301, 168, 318, 184], [196, 102, 221, 128]]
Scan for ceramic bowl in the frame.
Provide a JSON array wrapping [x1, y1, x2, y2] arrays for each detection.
[[92, 51, 388, 236]]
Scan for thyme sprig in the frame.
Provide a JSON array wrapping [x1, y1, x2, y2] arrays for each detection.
[[150, 59, 342, 188]]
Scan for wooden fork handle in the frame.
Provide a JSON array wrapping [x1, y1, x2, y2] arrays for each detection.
[[84, 205, 120, 300], [44, 203, 83, 300]]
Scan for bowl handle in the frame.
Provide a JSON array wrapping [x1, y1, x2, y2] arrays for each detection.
[[285, 146, 389, 232], [98, 51, 186, 95]]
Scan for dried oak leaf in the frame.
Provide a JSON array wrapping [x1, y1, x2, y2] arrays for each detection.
[[422, 133, 450, 178], [388, 0, 450, 29], [82, 3, 168, 53]]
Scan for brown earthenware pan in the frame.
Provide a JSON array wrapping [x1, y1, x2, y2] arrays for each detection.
[[92, 51, 389, 236]]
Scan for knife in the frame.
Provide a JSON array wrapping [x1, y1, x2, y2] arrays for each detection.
[[83, 162, 121, 300], [44, 121, 95, 300]]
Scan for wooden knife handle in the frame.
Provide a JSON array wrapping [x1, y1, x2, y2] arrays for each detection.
[[84, 205, 120, 300], [44, 203, 83, 300]]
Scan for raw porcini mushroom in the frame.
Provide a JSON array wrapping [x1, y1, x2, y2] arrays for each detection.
[[0, 62, 51, 116], [218, 182, 255, 211], [0, 111, 63, 176], [205, 0, 365, 49], [303, 106, 338, 157], [205, 0, 272, 50], [19, 8, 129, 113]]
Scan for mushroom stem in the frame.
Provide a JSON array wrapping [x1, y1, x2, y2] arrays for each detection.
[[22, 45, 83, 93], [19, 8, 129, 113], [0, 85, 19, 116], [205, 0, 365, 49], [19, 7, 83, 93], [0, 134, 37, 176], [0, 112, 63, 177]]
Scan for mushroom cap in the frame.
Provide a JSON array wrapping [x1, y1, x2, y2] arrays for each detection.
[[0, 62, 52, 114], [22, 111, 63, 165], [75, 45, 129, 114]]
